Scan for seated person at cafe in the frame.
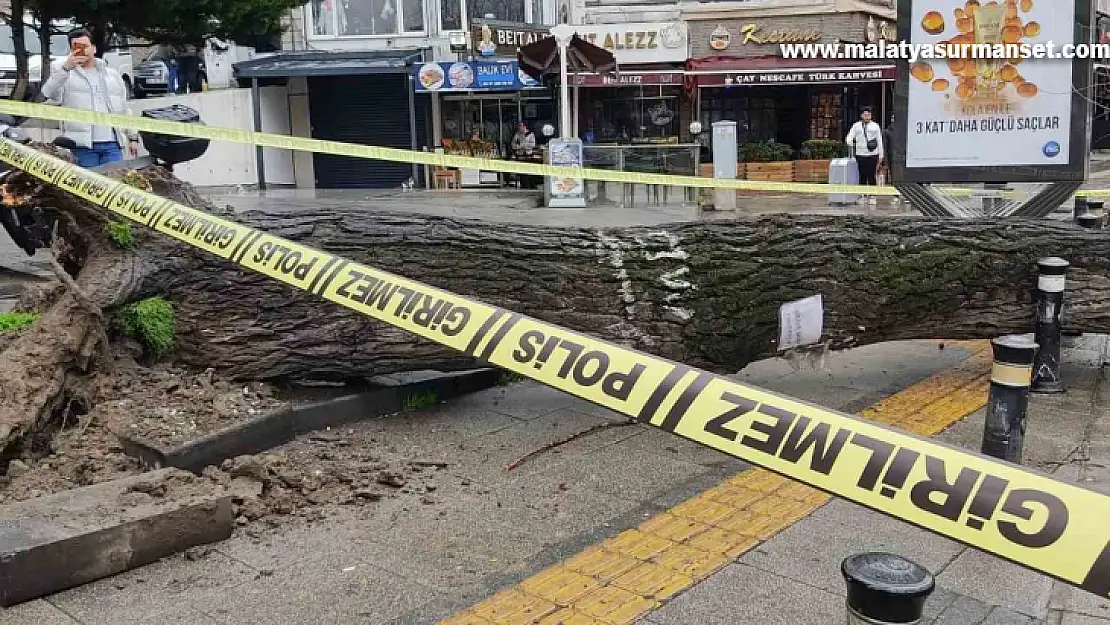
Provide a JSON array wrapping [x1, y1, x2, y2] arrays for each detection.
[[510, 121, 538, 188], [511, 122, 536, 159]]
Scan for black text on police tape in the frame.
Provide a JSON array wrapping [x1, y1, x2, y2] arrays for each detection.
[[512, 329, 645, 402], [61, 171, 114, 201], [110, 189, 163, 222], [252, 240, 323, 283], [335, 268, 472, 337], [703, 389, 1069, 549], [160, 208, 238, 250]]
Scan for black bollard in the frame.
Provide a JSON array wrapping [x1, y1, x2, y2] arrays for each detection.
[[1078, 213, 1103, 230], [1074, 195, 1089, 222], [1089, 200, 1106, 223], [982, 335, 1038, 463], [1031, 258, 1068, 394], [842, 553, 935, 624]]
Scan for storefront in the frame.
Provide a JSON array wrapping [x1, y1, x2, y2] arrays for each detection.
[[414, 57, 550, 186], [1092, 11, 1110, 150], [569, 22, 692, 144], [686, 13, 896, 157]]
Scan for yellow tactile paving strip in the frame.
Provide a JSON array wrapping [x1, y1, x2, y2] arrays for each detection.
[[442, 340, 992, 625]]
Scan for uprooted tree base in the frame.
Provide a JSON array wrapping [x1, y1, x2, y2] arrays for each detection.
[[3, 145, 1110, 457]]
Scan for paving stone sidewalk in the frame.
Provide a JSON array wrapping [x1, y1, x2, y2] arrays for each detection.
[[643, 335, 1110, 625], [0, 340, 972, 625]]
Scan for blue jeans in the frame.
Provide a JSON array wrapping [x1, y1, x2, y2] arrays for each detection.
[[73, 142, 123, 168]]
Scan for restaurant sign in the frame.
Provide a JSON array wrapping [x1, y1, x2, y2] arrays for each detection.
[[706, 22, 821, 51], [574, 22, 689, 64], [471, 21, 688, 64], [571, 72, 684, 86], [697, 66, 896, 87], [413, 60, 540, 92], [473, 23, 550, 57]]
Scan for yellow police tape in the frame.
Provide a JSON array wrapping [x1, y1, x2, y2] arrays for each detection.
[[0, 98, 936, 198], [1, 137, 1109, 596]]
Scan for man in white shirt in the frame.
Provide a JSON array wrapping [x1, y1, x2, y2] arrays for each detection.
[[845, 107, 884, 205], [41, 29, 139, 168]]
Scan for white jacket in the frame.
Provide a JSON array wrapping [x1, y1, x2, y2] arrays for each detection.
[[846, 120, 884, 158], [41, 58, 136, 149]]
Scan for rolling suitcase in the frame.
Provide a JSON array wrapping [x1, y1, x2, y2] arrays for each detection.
[[828, 156, 859, 206]]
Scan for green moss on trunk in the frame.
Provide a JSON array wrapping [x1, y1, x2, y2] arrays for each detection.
[[0, 312, 39, 334], [119, 297, 175, 357]]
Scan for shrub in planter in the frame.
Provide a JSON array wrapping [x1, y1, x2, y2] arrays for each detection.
[[800, 139, 847, 160], [741, 140, 794, 163], [743, 141, 795, 183], [795, 139, 847, 183]]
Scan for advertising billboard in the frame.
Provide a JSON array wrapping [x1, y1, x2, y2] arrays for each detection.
[[895, 0, 1093, 183]]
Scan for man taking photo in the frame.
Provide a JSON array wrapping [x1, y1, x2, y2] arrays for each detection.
[[41, 28, 139, 168]]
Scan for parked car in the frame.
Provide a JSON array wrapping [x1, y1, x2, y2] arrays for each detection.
[[133, 46, 207, 98], [0, 18, 132, 98]]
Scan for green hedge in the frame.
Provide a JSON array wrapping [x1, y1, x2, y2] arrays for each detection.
[[741, 141, 794, 163], [800, 139, 847, 160]]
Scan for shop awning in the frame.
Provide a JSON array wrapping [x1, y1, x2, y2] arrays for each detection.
[[517, 34, 617, 81], [233, 50, 426, 79], [686, 56, 895, 87]]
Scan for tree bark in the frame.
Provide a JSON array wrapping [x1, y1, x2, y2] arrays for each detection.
[[3, 158, 1110, 453]]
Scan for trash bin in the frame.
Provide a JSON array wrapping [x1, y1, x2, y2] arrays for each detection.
[[139, 104, 210, 165]]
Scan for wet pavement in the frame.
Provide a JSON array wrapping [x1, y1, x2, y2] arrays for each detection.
[[0, 340, 976, 625]]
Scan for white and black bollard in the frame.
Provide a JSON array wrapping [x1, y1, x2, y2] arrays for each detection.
[[1078, 213, 1104, 230], [1031, 258, 1069, 394], [842, 553, 935, 624], [982, 335, 1038, 463], [1074, 195, 1089, 222], [1089, 200, 1106, 221]]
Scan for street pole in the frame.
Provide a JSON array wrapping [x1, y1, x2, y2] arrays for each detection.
[[550, 24, 573, 139], [1031, 258, 1068, 394], [842, 553, 935, 624], [981, 335, 1037, 463]]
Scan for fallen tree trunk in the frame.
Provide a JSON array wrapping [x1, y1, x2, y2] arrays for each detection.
[[3, 157, 1110, 452]]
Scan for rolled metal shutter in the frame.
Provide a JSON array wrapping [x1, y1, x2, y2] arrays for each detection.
[[309, 74, 429, 188]]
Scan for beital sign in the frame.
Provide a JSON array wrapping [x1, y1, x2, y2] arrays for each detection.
[[472, 21, 688, 64], [472, 23, 549, 56]]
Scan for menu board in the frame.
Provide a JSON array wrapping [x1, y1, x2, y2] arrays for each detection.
[[547, 138, 586, 208]]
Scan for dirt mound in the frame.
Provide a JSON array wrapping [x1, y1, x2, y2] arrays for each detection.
[[205, 440, 447, 527], [0, 357, 288, 504]]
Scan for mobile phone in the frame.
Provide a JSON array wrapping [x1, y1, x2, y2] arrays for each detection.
[[73, 43, 87, 56]]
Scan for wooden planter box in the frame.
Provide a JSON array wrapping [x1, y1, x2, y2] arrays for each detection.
[[794, 159, 831, 183], [698, 163, 747, 179], [745, 162, 795, 183]]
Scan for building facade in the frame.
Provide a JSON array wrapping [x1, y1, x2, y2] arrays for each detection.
[[683, 0, 896, 158], [241, 0, 897, 188], [234, 0, 561, 189]]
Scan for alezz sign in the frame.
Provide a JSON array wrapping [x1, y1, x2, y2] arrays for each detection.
[[575, 22, 689, 64], [901, 0, 1088, 175]]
